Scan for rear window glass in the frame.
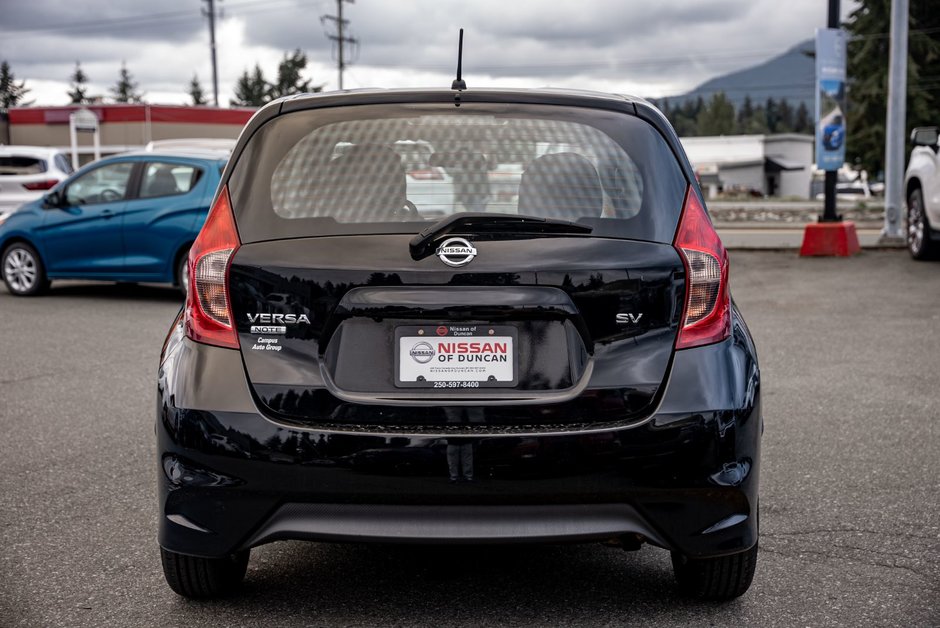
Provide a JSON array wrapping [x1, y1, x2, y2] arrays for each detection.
[[54, 154, 74, 174], [139, 162, 202, 198], [229, 103, 687, 244], [0, 156, 47, 175]]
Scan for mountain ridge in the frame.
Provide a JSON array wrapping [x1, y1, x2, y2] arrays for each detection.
[[662, 39, 815, 112]]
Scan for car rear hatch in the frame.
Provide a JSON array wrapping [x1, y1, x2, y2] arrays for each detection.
[[191, 97, 720, 432], [227, 230, 684, 430], [0, 154, 59, 208]]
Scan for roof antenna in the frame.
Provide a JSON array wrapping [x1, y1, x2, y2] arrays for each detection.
[[451, 28, 467, 90]]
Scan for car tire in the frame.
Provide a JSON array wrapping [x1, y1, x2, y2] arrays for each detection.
[[2, 242, 49, 296], [176, 249, 190, 297], [908, 188, 938, 260], [671, 543, 758, 600], [160, 547, 249, 598]]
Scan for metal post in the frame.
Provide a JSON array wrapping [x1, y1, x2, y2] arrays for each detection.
[[882, 0, 908, 239], [821, 0, 840, 223], [69, 119, 79, 171], [337, 0, 344, 90], [203, 0, 220, 107], [92, 125, 101, 163]]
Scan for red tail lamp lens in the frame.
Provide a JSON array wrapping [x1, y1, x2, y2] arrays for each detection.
[[674, 188, 731, 350], [23, 179, 60, 191], [184, 187, 240, 349]]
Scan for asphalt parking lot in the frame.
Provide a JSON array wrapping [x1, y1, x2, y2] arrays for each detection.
[[1, 249, 938, 627]]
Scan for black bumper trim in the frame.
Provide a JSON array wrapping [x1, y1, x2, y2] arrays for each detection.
[[241, 503, 670, 548]]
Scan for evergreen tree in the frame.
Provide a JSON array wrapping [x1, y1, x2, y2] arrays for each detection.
[[667, 98, 696, 137], [68, 61, 89, 104], [659, 98, 671, 121], [188, 74, 208, 106], [778, 98, 794, 133], [697, 92, 736, 136], [0, 61, 32, 108], [670, 97, 705, 136], [110, 61, 142, 103], [230, 64, 269, 107], [268, 49, 323, 99], [794, 102, 812, 134], [737, 96, 755, 132], [846, 0, 940, 175], [764, 98, 781, 133]]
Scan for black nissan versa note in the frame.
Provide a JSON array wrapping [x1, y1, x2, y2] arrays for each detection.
[[157, 87, 761, 601]]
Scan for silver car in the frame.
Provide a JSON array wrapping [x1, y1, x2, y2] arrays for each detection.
[[0, 145, 74, 219]]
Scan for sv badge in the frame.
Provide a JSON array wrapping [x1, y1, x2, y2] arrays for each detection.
[[615, 313, 644, 324]]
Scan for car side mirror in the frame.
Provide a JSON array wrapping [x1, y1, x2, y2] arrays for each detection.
[[911, 127, 939, 152], [43, 190, 64, 208]]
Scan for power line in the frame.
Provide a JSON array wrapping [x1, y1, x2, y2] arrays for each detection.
[[320, 0, 358, 90], [0, 0, 294, 40]]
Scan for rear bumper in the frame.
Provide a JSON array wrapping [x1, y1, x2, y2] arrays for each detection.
[[157, 313, 761, 559]]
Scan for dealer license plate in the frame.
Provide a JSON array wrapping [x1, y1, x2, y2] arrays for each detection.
[[395, 324, 517, 388]]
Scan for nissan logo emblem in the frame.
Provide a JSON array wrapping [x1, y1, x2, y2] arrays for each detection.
[[409, 341, 435, 364], [436, 237, 477, 267]]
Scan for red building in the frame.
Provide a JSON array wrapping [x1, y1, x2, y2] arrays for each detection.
[[1, 104, 256, 166]]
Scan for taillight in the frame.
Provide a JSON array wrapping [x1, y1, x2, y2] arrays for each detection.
[[23, 179, 59, 191], [184, 186, 240, 349], [674, 188, 730, 350]]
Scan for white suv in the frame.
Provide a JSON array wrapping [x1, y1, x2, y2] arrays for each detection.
[[905, 127, 940, 259], [0, 146, 74, 219]]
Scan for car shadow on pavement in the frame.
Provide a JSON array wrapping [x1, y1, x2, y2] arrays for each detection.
[[171, 542, 747, 622]]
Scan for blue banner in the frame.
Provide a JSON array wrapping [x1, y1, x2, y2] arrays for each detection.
[[816, 28, 847, 171]]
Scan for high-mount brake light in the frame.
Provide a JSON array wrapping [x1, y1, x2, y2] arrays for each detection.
[[674, 188, 730, 350], [184, 186, 240, 349]]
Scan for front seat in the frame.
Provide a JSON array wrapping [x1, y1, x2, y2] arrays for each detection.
[[517, 152, 603, 221], [143, 167, 181, 197]]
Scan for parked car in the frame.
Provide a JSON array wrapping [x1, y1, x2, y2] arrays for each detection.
[[0, 145, 74, 220], [904, 126, 940, 259], [0, 148, 227, 296], [811, 163, 875, 201], [157, 87, 761, 601]]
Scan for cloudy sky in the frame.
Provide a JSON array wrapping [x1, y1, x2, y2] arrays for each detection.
[[0, 0, 859, 107]]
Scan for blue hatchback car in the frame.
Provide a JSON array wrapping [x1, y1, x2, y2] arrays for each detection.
[[0, 148, 227, 296]]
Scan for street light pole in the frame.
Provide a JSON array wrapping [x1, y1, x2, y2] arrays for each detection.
[[882, 0, 909, 239]]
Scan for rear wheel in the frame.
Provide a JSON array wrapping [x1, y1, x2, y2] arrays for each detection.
[[176, 248, 190, 296], [671, 544, 758, 600], [908, 188, 938, 260], [2, 242, 49, 296], [160, 547, 249, 598]]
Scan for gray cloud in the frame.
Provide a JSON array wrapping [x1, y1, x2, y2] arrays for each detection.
[[0, 0, 858, 104]]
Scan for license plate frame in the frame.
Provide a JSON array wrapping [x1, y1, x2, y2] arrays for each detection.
[[395, 324, 518, 389]]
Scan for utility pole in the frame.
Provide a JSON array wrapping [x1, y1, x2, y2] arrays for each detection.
[[202, 0, 220, 107], [881, 0, 909, 240], [821, 0, 840, 223], [321, 0, 358, 90]]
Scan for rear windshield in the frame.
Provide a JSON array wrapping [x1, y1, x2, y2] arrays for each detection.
[[228, 103, 688, 244], [0, 156, 47, 175]]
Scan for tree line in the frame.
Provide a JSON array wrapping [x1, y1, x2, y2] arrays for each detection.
[[658, 93, 814, 137], [0, 48, 322, 109]]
